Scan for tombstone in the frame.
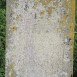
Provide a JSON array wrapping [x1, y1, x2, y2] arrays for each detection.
[[6, 0, 75, 77]]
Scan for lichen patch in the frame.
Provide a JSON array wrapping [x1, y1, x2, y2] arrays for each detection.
[[47, 7, 52, 16]]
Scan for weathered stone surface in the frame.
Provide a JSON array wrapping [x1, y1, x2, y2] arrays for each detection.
[[6, 0, 75, 77]]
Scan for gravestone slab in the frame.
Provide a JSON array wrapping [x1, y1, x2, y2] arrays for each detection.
[[6, 0, 75, 77]]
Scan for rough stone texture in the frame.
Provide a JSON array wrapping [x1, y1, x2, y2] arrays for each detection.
[[6, 0, 75, 77]]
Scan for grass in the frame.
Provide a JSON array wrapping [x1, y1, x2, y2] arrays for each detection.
[[0, 0, 6, 77]]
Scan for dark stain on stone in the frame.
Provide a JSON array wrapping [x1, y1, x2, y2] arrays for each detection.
[[69, 38, 71, 41], [24, 2, 29, 11], [35, 13, 37, 19], [71, 74, 73, 77], [46, 30, 49, 33], [65, 36, 71, 45], [12, 26, 17, 31]]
